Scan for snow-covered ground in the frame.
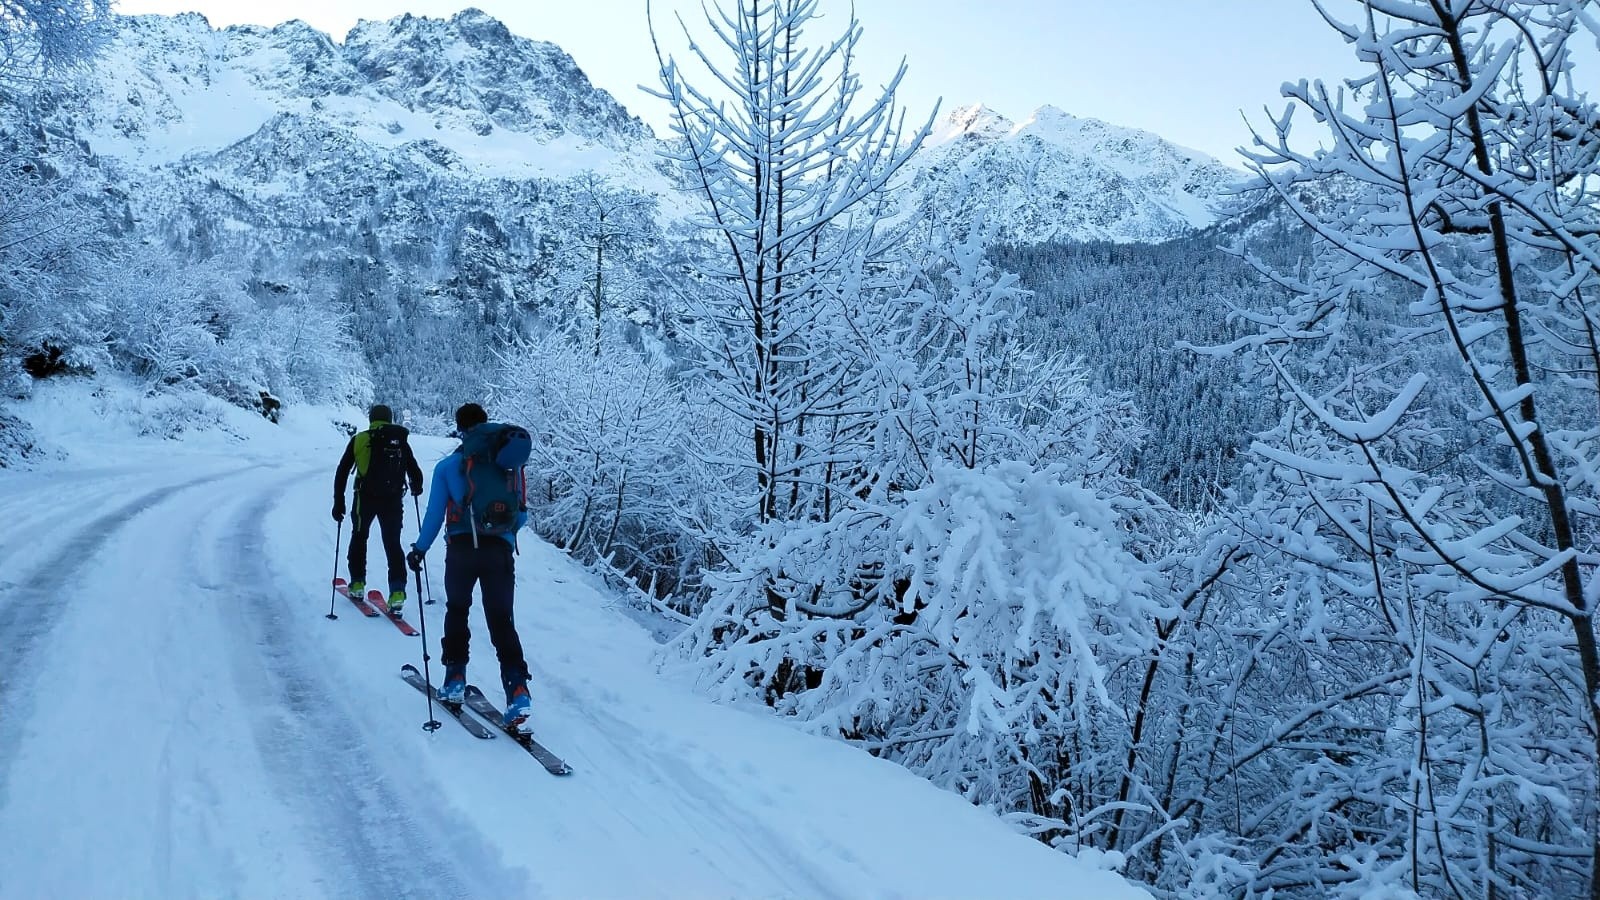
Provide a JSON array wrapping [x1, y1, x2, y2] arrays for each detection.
[[0, 381, 1149, 899]]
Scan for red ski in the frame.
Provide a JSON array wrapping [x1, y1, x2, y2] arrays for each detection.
[[333, 578, 380, 617], [370, 589, 420, 637]]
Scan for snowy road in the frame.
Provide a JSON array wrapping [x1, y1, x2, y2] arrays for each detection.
[[0, 414, 1146, 900], [0, 459, 514, 898]]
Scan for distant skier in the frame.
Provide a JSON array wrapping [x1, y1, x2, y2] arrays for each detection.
[[333, 403, 424, 614], [407, 402, 535, 731]]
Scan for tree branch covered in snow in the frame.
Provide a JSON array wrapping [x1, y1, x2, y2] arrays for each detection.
[[1186, 2, 1600, 895], [0, 0, 109, 89]]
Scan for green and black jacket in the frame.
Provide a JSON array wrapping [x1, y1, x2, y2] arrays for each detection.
[[333, 419, 425, 503]]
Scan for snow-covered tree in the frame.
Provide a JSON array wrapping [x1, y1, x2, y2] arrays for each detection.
[[97, 242, 224, 387], [668, 204, 1169, 856], [497, 324, 735, 601], [0, 0, 111, 396], [0, 0, 109, 89], [93, 241, 367, 408], [1193, 2, 1600, 895], [0, 160, 106, 392], [649, 0, 932, 527]]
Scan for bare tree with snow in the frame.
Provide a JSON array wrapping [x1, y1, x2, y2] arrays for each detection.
[[648, 0, 932, 531], [566, 173, 657, 355], [1196, 2, 1600, 895]]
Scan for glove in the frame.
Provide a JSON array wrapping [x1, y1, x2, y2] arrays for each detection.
[[332, 497, 345, 522], [407, 547, 426, 572], [411, 483, 423, 498]]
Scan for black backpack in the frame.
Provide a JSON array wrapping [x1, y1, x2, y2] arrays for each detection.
[[360, 423, 410, 496]]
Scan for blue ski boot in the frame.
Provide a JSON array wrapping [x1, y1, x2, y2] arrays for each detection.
[[504, 681, 532, 733], [440, 664, 466, 704]]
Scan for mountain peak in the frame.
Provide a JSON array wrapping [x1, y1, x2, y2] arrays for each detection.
[[345, 8, 513, 47], [931, 104, 1014, 144], [448, 7, 515, 45], [1027, 104, 1074, 124], [339, 10, 650, 145]]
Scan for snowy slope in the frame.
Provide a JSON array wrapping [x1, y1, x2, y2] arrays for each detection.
[[0, 381, 1149, 899], [905, 103, 1245, 243]]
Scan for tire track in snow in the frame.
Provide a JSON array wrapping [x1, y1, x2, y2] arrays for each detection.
[[0, 466, 249, 827], [0, 462, 239, 563], [0, 468, 247, 694], [215, 474, 527, 900]]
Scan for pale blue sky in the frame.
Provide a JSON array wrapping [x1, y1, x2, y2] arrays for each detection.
[[114, 0, 1363, 162]]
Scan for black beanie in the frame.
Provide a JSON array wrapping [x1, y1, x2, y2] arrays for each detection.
[[454, 402, 487, 433], [369, 404, 393, 422]]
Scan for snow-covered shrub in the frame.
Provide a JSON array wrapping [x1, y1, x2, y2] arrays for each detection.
[[498, 325, 736, 602], [676, 461, 1158, 832], [0, 408, 53, 468], [220, 297, 369, 407], [0, 160, 108, 382]]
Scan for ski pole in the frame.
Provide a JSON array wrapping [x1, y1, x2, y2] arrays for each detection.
[[326, 517, 344, 620], [414, 494, 436, 604], [413, 561, 442, 733]]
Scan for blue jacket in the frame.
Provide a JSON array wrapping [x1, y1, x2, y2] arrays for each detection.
[[413, 448, 527, 552]]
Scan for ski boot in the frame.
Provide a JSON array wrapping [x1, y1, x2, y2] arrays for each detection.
[[387, 590, 406, 616], [440, 664, 467, 705], [347, 580, 365, 599], [504, 681, 532, 733]]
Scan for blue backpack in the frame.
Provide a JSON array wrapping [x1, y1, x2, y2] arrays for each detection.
[[449, 422, 532, 540]]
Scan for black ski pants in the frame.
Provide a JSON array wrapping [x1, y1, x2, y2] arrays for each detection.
[[348, 490, 406, 593], [440, 536, 529, 692]]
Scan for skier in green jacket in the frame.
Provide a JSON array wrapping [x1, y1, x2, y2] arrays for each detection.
[[333, 404, 423, 613]]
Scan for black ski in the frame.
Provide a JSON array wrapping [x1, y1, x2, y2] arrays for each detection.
[[463, 685, 573, 775], [400, 664, 495, 740]]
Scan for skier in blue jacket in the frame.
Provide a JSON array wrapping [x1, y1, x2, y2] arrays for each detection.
[[407, 402, 532, 730]]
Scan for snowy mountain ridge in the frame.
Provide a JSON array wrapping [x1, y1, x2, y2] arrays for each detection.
[[27, 10, 1241, 246], [52, 9, 662, 183], [909, 102, 1244, 243]]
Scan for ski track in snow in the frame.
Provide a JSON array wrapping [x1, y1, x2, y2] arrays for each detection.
[[0, 463, 256, 896], [0, 464, 185, 559], [532, 661, 849, 898], [0, 463, 242, 603]]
